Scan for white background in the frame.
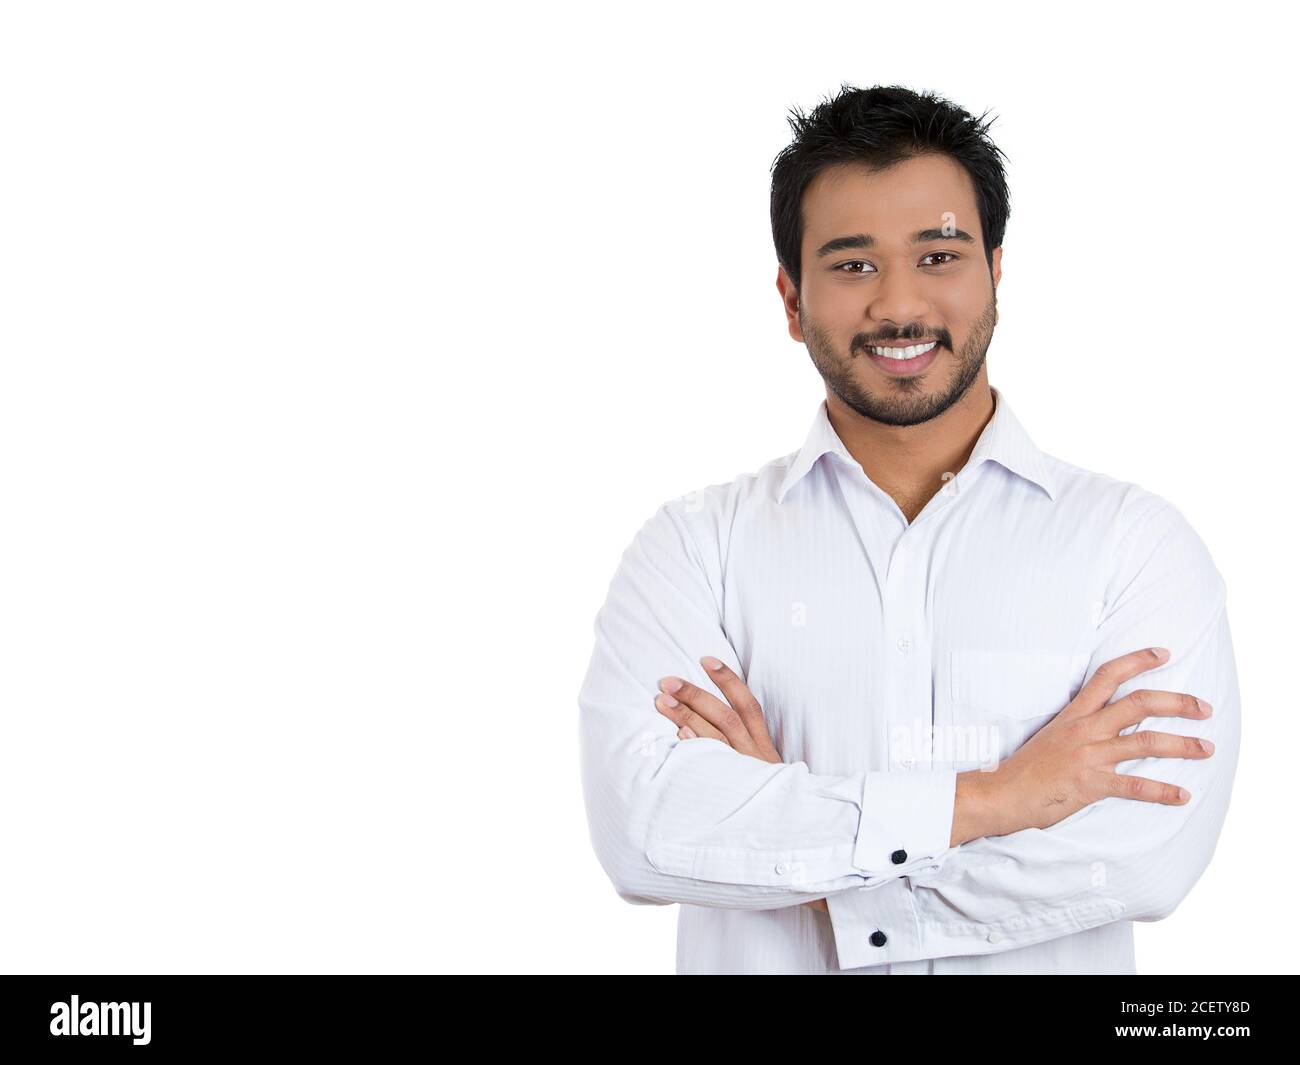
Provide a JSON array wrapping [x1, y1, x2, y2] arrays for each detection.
[[0, 1, 1293, 974]]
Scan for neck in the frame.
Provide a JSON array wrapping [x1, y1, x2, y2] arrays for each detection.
[[825, 376, 995, 520]]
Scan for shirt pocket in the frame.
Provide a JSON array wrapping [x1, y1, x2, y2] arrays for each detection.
[[944, 648, 1081, 771]]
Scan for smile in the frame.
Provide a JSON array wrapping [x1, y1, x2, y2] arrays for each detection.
[[867, 341, 938, 360]]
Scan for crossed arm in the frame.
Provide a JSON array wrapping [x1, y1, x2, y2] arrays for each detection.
[[654, 638, 1224, 947], [578, 498, 1240, 968]]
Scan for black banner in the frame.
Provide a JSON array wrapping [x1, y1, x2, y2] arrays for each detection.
[[0, 974, 1289, 1051]]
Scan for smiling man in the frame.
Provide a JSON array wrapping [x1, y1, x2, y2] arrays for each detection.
[[577, 84, 1240, 974]]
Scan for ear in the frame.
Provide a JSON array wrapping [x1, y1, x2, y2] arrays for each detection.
[[776, 265, 803, 342], [991, 246, 1002, 288]]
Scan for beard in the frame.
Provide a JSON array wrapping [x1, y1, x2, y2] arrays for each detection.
[[800, 292, 996, 427]]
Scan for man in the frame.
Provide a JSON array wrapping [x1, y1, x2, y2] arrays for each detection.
[[577, 84, 1239, 974]]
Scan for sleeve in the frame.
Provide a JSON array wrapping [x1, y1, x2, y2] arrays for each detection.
[[578, 499, 958, 909], [824, 496, 1241, 969]]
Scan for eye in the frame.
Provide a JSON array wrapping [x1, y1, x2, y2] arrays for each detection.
[[920, 252, 960, 266], [834, 260, 876, 274]]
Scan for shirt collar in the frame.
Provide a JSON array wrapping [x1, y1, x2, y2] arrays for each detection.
[[776, 386, 1059, 504]]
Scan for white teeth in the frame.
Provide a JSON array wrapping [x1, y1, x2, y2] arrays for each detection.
[[869, 341, 937, 360]]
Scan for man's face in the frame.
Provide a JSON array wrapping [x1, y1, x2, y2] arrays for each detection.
[[783, 153, 1002, 427]]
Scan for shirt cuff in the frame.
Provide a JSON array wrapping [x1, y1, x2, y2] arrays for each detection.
[[825, 876, 1127, 970], [850, 768, 957, 882]]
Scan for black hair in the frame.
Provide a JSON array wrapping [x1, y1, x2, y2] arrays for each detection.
[[770, 83, 1010, 293]]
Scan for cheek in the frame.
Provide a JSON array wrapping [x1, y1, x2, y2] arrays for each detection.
[[812, 286, 862, 321], [933, 281, 993, 333], [933, 279, 986, 315], [800, 294, 857, 342]]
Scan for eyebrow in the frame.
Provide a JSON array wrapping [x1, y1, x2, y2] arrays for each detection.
[[814, 228, 977, 258]]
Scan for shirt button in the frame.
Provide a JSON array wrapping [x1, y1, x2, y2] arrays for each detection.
[[774, 861, 791, 875], [899, 756, 915, 769], [896, 637, 911, 653], [890, 849, 908, 864], [870, 930, 888, 947], [987, 931, 1004, 944]]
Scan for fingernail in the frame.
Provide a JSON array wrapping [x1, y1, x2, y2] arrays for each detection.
[[701, 656, 724, 671], [659, 677, 682, 693], [678, 726, 697, 739], [1199, 738, 1215, 754], [1198, 699, 1213, 716], [658, 693, 679, 708], [1177, 788, 1191, 802], [1151, 647, 1171, 662]]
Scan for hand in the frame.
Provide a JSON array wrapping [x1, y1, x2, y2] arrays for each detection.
[[974, 646, 1216, 840], [655, 657, 830, 913], [654, 656, 781, 764]]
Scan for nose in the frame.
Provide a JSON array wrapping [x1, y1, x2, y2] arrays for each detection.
[[867, 267, 931, 328]]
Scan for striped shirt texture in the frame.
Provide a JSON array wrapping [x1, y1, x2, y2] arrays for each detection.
[[578, 386, 1240, 974]]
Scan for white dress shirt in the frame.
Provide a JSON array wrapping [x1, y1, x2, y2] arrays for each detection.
[[578, 386, 1240, 974]]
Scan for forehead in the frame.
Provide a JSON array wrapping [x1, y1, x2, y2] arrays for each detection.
[[800, 154, 982, 248]]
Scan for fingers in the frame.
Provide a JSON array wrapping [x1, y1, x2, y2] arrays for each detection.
[[1095, 688, 1212, 735], [1087, 768, 1191, 806], [699, 656, 780, 761], [655, 689, 727, 743], [657, 676, 753, 751], [1060, 646, 1171, 721], [1097, 729, 1216, 767]]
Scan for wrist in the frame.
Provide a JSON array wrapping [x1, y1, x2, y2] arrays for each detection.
[[951, 768, 1009, 846]]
